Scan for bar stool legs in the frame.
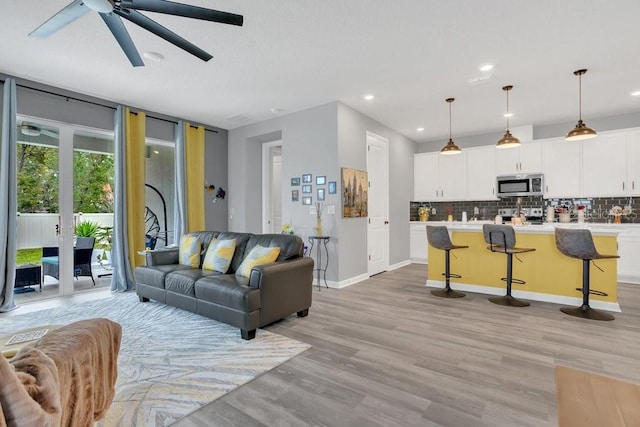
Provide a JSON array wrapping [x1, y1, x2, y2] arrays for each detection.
[[431, 249, 465, 298], [488, 253, 530, 307], [560, 259, 614, 321]]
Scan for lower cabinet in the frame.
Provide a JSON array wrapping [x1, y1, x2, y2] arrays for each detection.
[[618, 228, 640, 284], [410, 223, 428, 264]]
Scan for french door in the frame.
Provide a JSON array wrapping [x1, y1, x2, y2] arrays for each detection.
[[16, 115, 114, 298]]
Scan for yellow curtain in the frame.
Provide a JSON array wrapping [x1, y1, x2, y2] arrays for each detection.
[[185, 123, 205, 232], [125, 109, 146, 268]]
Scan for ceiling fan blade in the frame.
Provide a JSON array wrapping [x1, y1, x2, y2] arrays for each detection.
[[115, 9, 212, 62], [119, 0, 243, 26], [99, 12, 145, 67], [41, 129, 59, 139], [29, 0, 90, 38]]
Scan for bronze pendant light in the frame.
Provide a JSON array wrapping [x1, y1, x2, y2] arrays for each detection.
[[440, 98, 462, 155], [496, 85, 521, 149], [566, 69, 597, 141]]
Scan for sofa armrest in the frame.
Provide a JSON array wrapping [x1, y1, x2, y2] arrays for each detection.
[[145, 248, 179, 266], [249, 257, 314, 326]]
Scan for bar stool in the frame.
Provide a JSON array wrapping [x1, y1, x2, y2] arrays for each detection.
[[555, 228, 618, 321], [426, 225, 468, 298], [482, 224, 535, 307]]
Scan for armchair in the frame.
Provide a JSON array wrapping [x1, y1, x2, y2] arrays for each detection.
[[41, 237, 96, 285]]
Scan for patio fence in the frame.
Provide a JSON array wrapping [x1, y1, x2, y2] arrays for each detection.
[[17, 213, 114, 250]]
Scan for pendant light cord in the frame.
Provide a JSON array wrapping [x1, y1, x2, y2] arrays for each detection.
[[506, 89, 510, 131], [578, 73, 583, 121], [449, 101, 452, 140]]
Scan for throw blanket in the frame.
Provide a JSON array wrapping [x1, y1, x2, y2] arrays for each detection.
[[0, 318, 122, 427]]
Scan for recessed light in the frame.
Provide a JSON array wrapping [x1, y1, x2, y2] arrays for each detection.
[[363, 94, 375, 101], [153, 150, 160, 154], [416, 127, 424, 132], [143, 51, 164, 61], [632, 91, 640, 96], [503, 113, 513, 118], [479, 64, 494, 72]]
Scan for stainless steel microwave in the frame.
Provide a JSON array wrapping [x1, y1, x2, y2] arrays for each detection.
[[496, 173, 544, 197]]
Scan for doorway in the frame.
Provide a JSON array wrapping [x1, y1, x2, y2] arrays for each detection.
[[262, 141, 282, 234], [366, 131, 389, 276]]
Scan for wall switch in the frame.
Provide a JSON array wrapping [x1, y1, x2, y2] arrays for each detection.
[[431, 207, 436, 215], [327, 205, 336, 214]]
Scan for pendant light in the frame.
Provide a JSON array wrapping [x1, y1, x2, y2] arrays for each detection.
[[440, 98, 462, 155], [496, 85, 521, 149], [565, 69, 597, 141]]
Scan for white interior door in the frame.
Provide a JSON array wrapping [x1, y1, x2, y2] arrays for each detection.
[[367, 131, 389, 276], [262, 141, 282, 233]]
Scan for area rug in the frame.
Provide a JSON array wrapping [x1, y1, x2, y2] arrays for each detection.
[[0, 292, 310, 426]]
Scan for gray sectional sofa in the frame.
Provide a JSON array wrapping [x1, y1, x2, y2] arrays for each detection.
[[135, 231, 314, 339]]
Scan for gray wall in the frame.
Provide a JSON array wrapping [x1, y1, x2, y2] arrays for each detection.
[[229, 101, 416, 284], [205, 128, 229, 231]]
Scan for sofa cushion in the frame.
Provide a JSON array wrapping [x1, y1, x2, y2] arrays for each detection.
[[135, 264, 191, 289], [179, 234, 202, 267], [202, 238, 236, 273], [165, 269, 220, 297], [244, 234, 303, 261], [215, 232, 253, 273], [195, 275, 260, 311], [235, 245, 281, 278]]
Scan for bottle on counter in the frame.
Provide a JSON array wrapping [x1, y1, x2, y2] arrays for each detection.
[[495, 214, 503, 224]]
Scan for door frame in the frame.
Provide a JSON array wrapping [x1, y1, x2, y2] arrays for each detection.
[[261, 140, 282, 233], [366, 131, 390, 275]]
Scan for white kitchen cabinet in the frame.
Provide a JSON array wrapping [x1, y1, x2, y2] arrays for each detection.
[[438, 152, 467, 200], [414, 152, 439, 201], [542, 138, 581, 198], [582, 132, 627, 197], [626, 130, 640, 196], [495, 143, 542, 176], [618, 227, 640, 284], [413, 151, 466, 201], [466, 146, 498, 200], [410, 223, 428, 264]]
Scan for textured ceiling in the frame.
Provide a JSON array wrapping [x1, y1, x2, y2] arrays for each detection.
[[1, 1, 640, 143]]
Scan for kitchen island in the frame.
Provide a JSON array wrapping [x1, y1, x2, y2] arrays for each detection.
[[426, 222, 620, 312]]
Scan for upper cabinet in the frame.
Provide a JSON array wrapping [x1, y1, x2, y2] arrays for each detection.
[[495, 143, 542, 176], [466, 146, 498, 200], [542, 137, 581, 198], [413, 151, 467, 201], [627, 130, 640, 196], [582, 132, 627, 197]]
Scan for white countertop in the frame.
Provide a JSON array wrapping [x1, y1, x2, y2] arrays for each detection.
[[409, 220, 640, 236]]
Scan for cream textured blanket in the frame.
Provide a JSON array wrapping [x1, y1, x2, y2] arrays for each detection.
[[0, 318, 121, 427]]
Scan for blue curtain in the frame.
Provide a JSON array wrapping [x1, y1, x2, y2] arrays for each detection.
[[110, 106, 135, 291], [0, 78, 18, 312], [173, 121, 187, 245]]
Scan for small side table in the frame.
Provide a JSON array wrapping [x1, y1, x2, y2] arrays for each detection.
[[308, 235, 330, 291], [14, 264, 42, 293]]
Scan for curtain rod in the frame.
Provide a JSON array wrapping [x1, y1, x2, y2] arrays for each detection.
[[1, 78, 219, 133]]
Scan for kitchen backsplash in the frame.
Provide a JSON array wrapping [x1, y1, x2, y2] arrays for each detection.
[[410, 196, 637, 223]]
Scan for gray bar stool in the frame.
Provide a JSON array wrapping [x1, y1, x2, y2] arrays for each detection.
[[482, 224, 535, 307], [426, 225, 468, 298], [555, 228, 618, 321]]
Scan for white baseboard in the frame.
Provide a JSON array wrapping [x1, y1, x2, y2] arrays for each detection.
[[313, 272, 370, 290], [388, 260, 412, 270], [426, 280, 622, 313], [618, 275, 640, 285], [410, 258, 427, 264]]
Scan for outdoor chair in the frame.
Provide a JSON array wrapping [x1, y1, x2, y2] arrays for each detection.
[[41, 237, 96, 285]]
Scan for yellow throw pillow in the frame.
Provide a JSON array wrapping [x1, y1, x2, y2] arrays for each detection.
[[179, 234, 202, 267], [235, 245, 281, 278], [202, 238, 237, 273]]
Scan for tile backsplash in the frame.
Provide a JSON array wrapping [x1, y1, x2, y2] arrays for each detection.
[[410, 196, 637, 223]]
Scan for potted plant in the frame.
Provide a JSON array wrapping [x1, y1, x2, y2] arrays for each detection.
[[96, 225, 113, 264], [74, 220, 101, 238]]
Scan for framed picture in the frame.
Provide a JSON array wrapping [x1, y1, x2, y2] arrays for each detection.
[[302, 174, 312, 183], [316, 175, 326, 185], [328, 181, 337, 194], [317, 188, 325, 201], [341, 167, 368, 218], [291, 177, 300, 186], [302, 196, 312, 205], [291, 190, 299, 201], [302, 184, 312, 193]]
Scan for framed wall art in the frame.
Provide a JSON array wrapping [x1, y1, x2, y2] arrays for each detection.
[[302, 196, 312, 205], [317, 188, 325, 201], [316, 175, 326, 185], [291, 177, 300, 186], [328, 181, 337, 194], [341, 167, 368, 218], [302, 184, 312, 193], [302, 174, 312, 183], [291, 190, 299, 201]]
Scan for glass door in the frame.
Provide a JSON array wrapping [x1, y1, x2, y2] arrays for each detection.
[[15, 116, 114, 303]]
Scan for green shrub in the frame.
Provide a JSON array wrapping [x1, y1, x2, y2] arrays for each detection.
[[75, 220, 101, 237]]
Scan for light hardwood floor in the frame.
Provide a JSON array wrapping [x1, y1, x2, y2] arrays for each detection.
[[175, 263, 640, 427]]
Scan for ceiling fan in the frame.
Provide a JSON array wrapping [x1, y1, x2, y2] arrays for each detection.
[[29, 0, 243, 67]]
